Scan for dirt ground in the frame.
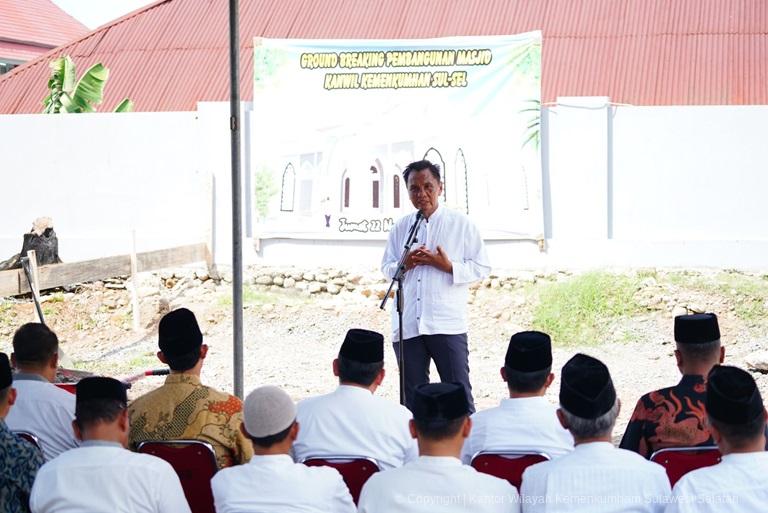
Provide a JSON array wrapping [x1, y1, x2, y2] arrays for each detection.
[[1, 265, 767, 443]]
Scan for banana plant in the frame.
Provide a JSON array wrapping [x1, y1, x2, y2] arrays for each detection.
[[42, 55, 133, 113]]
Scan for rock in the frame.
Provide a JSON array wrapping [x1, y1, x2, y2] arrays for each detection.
[[195, 270, 210, 282], [745, 350, 768, 372], [482, 278, 492, 288], [203, 280, 217, 291], [159, 270, 173, 281], [302, 272, 314, 281], [137, 286, 159, 298], [254, 275, 272, 285], [501, 311, 512, 321], [687, 303, 705, 314], [105, 283, 126, 290], [672, 305, 688, 317], [331, 277, 346, 286], [165, 278, 177, 289], [315, 273, 329, 282], [490, 279, 501, 289], [308, 282, 325, 294], [261, 304, 275, 313], [290, 271, 303, 281], [360, 288, 372, 298], [639, 277, 657, 288], [326, 283, 341, 295], [348, 275, 363, 285], [284, 277, 296, 288], [103, 298, 118, 309], [272, 276, 284, 286], [157, 297, 171, 314], [345, 282, 356, 291], [296, 281, 308, 291]]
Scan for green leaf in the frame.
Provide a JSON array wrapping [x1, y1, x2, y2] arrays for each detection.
[[65, 62, 109, 113], [42, 56, 76, 113], [113, 98, 134, 112]]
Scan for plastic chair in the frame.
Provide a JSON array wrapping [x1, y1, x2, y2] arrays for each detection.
[[302, 456, 380, 504], [13, 430, 41, 449], [137, 440, 218, 513], [471, 451, 550, 489], [650, 446, 721, 486], [54, 383, 77, 394]]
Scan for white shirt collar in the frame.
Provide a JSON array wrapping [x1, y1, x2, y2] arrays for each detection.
[[416, 455, 462, 467], [336, 384, 373, 396], [249, 454, 294, 466], [424, 203, 443, 222], [13, 372, 48, 383], [721, 452, 768, 464], [81, 440, 122, 449], [499, 396, 549, 408], [573, 441, 614, 453]]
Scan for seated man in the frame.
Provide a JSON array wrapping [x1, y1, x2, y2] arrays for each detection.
[[128, 308, 253, 467], [1, 352, 44, 513], [621, 313, 724, 458], [293, 328, 417, 470], [30, 376, 190, 513], [6, 323, 78, 460], [666, 365, 768, 513], [521, 354, 671, 512], [211, 385, 356, 513], [358, 382, 519, 513], [461, 331, 573, 464]]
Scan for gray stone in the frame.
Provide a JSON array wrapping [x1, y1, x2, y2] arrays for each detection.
[[315, 273, 329, 282], [345, 282, 356, 291], [326, 283, 341, 295], [261, 303, 275, 313], [254, 275, 272, 285], [672, 305, 688, 317], [195, 270, 210, 282], [482, 278, 492, 288], [330, 277, 346, 286], [308, 282, 325, 294], [745, 350, 768, 372], [290, 272, 304, 281], [272, 276, 284, 286], [348, 274, 363, 285], [295, 281, 308, 291], [490, 279, 501, 289], [303, 272, 315, 281], [284, 277, 296, 288]]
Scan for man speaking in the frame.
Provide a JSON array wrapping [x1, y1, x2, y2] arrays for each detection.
[[381, 160, 490, 413]]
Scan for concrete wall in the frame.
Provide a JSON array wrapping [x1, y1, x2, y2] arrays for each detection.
[[2, 101, 768, 270]]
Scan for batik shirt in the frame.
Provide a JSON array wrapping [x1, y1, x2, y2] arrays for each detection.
[[0, 419, 44, 513], [128, 374, 253, 468], [619, 375, 713, 458]]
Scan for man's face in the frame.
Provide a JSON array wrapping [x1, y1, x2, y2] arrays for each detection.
[[407, 169, 442, 218]]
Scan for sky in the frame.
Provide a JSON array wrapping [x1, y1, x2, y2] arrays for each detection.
[[53, 0, 156, 29]]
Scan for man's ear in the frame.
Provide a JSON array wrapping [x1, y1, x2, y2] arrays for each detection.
[[544, 372, 555, 389], [289, 421, 300, 441], [408, 419, 418, 439], [72, 420, 83, 442], [199, 344, 209, 360], [674, 348, 683, 369], [500, 366, 507, 382], [10, 353, 16, 369], [118, 408, 129, 433], [50, 351, 59, 370], [719, 346, 725, 364], [706, 416, 723, 445], [462, 417, 472, 438], [374, 367, 385, 386], [7, 387, 17, 407], [332, 359, 340, 377], [157, 351, 168, 364], [556, 408, 568, 430]]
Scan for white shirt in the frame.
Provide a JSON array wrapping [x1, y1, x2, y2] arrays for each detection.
[[521, 442, 671, 513], [5, 374, 78, 460], [358, 455, 520, 513], [665, 452, 768, 513], [30, 441, 191, 513], [381, 205, 490, 340], [461, 397, 574, 464], [293, 385, 418, 470], [211, 454, 356, 513]]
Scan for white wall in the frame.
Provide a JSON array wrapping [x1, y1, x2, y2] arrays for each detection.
[[0, 111, 207, 262]]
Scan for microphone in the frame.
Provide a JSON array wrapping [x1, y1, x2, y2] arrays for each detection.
[[415, 210, 423, 220]]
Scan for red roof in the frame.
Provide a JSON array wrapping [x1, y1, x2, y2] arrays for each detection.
[[1, 0, 767, 113], [0, 0, 87, 62]]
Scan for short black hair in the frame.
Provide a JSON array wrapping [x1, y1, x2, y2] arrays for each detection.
[[505, 365, 551, 393], [75, 399, 126, 431], [413, 416, 466, 441], [337, 356, 383, 386], [164, 347, 201, 372], [709, 415, 766, 448], [248, 422, 294, 448], [403, 160, 441, 184], [12, 323, 58, 366], [677, 339, 721, 364]]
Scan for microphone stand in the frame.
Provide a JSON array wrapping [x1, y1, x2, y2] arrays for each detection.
[[380, 212, 424, 406]]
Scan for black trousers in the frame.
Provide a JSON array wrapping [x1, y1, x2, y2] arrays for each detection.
[[393, 333, 475, 414]]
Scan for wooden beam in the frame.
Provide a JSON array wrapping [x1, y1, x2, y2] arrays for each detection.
[[0, 243, 208, 297]]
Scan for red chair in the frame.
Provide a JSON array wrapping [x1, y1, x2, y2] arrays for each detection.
[[55, 383, 77, 394], [137, 440, 218, 513], [650, 446, 721, 486], [13, 430, 41, 450], [471, 451, 550, 489], [303, 456, 380, 504]]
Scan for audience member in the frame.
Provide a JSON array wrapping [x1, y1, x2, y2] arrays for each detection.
[[128, 308, 253, 467], [358, 382, 519, 512], [521, 354, 670, 512], [6, 323, 78, 460], [293, 328, 417, 469], [461, 331, 573, 463], [211, 385, 356, 513], [30, 376, 190, 513]]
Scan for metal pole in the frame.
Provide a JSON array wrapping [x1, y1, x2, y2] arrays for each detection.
[[228, 0, 244, 399]]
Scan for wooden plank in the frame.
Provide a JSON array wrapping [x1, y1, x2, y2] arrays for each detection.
[[136, 243, 208, 273], [0, 243, 209, 297]]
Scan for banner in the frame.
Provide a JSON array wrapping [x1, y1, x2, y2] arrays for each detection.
[[252, 33, 542, 240]]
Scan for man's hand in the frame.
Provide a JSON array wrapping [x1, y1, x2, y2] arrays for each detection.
[[403, 246, 423, 272], [411, 245, 453, 274]]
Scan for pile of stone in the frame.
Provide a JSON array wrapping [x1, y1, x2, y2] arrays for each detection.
[[250, 268, 375, 296]]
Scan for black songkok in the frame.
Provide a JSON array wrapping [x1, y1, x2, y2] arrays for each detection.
[[76, 376, 128, 406], [339, 329, 384, 363], [412, 382, 469, 425], [158, 308, 203, 356], [707, 365, 764, 425], [674, 313, 720, 344], [560, 353, 616, 419], [0, 353, 11, 389], [505, 331, 552, 372]]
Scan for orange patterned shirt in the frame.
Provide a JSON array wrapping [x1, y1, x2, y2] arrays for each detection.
[[128, 374, 253, 468]]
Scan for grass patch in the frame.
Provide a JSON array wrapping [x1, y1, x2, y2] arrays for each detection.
[[218, 285, 279, 307], [531, 272, 642, 346]]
